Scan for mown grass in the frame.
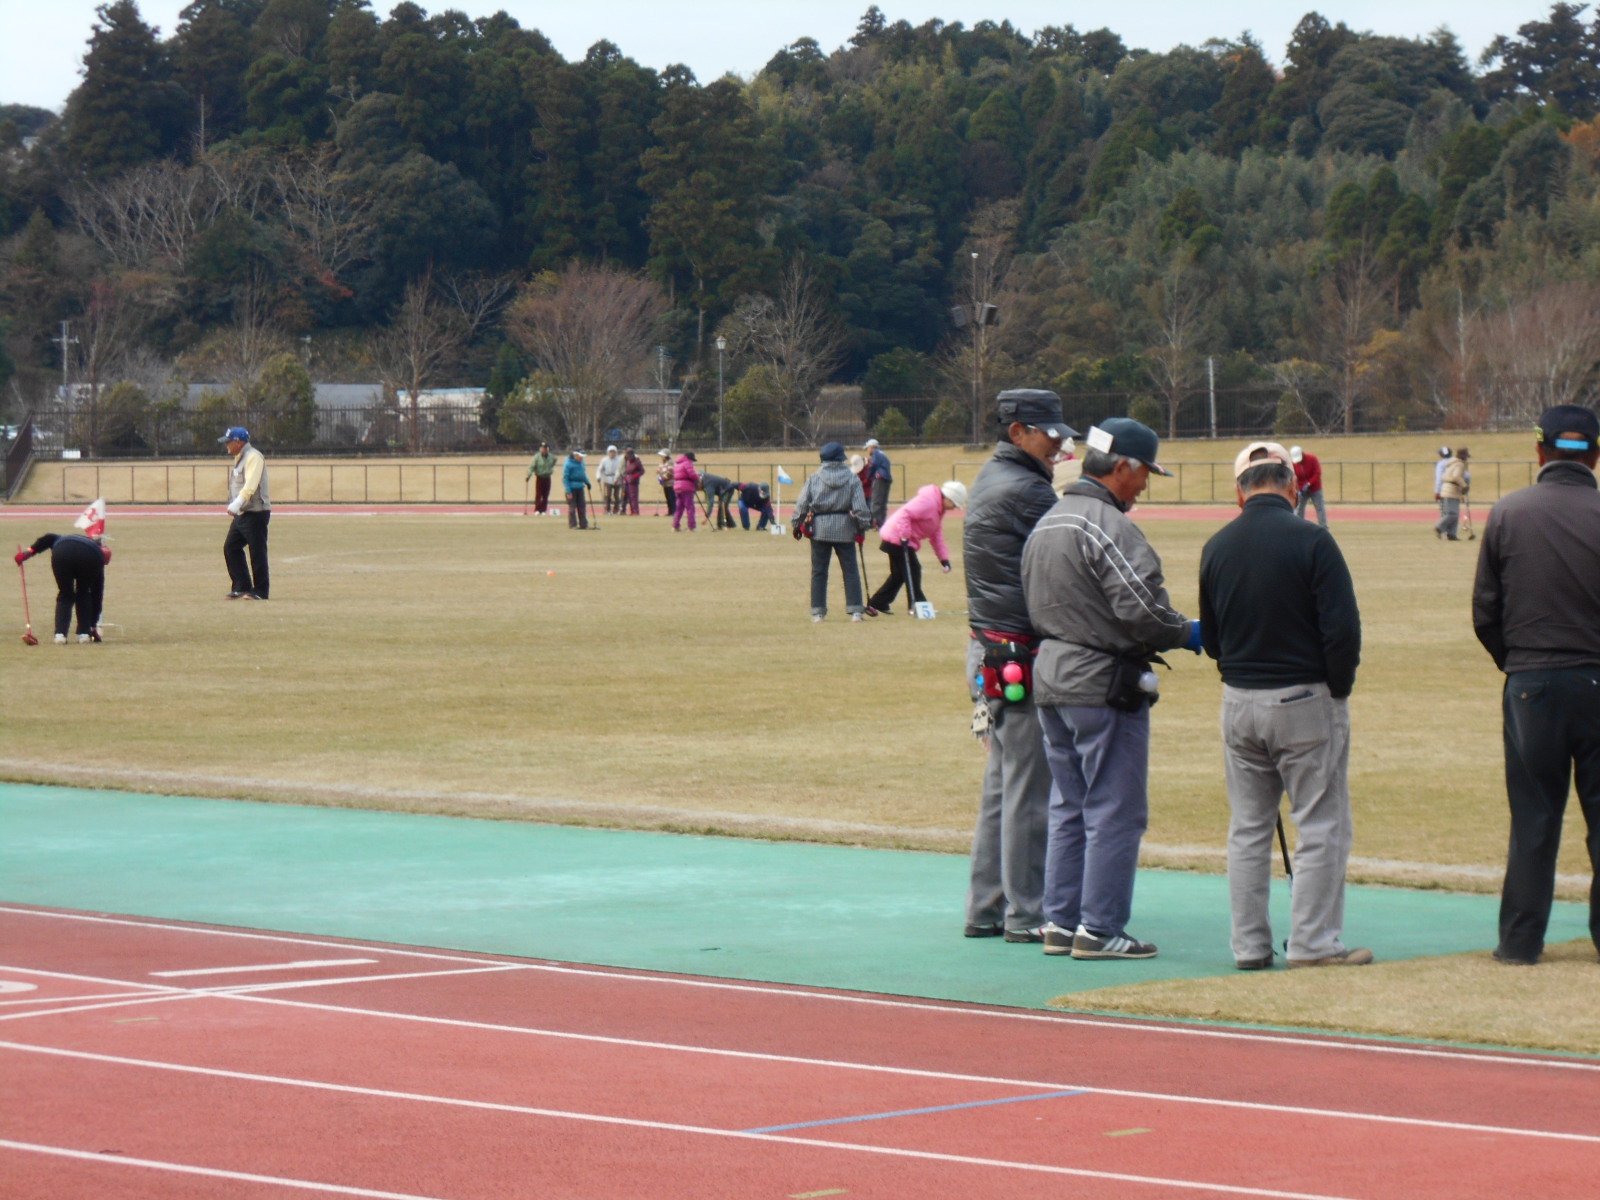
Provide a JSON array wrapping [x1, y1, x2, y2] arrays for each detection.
[[3, 472, 1594, 1053]]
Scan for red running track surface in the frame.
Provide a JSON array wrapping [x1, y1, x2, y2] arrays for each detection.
[[2, 904, 1596, 1200]]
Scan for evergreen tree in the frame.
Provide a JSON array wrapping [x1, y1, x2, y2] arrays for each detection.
[[61, 1, 189, 176], [1483, 2, 1600, 118], [172, 0, 264, 145]]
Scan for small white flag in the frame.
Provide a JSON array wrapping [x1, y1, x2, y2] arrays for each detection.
[[74, 498, 106, 538], [776, 467, 793, 485]]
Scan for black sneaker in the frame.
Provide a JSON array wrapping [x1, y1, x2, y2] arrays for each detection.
[[1003, 927, 1045, 944], [1071, 925, 1158, 960], [1042, 923, 1075, 956], [225, 590, 249, 599], [963, 922, 1003, 938], [1236, 952, 1275, 970]]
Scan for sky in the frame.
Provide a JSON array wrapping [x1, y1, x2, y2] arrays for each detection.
[[1, 1, 1560, 114]]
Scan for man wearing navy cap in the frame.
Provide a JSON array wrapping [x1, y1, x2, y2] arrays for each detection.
[[220, 427, 270, 599], [962, 389, 1078, 944], [1022, 417, 1201, 960], [1473, 404, 1600, 966]]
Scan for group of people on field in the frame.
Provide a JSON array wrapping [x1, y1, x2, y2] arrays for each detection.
[[959, 388, 1600, 973]]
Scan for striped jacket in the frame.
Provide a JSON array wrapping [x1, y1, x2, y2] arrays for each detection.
[[1021, 477, 1192, 706]]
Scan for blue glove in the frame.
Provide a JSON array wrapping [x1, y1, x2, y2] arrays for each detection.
[[1183, 620, 1203, 654]]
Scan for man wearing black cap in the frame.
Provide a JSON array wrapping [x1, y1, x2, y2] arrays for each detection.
[[961, 389, 1078, 944], [1022, 417, 1201, 960], [526, 441, 557, 515], [1472, 405, 1600, 966], [220, 426, 270, 599]]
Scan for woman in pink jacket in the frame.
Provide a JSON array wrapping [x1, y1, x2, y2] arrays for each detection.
[[672, 451, 702, 530], [867, 479, 967, 615]]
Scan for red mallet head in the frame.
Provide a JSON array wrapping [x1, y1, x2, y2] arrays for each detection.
[[1001, 662, 1024, 684]]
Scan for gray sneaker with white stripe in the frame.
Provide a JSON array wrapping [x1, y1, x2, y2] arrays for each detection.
[[1070, 924, 1158, 960]]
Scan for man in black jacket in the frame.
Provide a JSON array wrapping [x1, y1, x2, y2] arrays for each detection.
[[1200, 442, 1368, 970], [961, 389, 1077, 943], [1473, 405, 1600, 966]]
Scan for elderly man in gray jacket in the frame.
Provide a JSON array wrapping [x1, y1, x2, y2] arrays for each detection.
[[791, 442, 874, 621], [1021, 418, 1200, 960], [963, 390, 1078, 944]]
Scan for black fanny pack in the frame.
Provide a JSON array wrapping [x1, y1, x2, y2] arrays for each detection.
[[1105, 652, 1169, 713]]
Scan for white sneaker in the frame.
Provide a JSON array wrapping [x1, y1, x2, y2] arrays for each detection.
[[77, 633, 90, 643], [851, 613, 863, 622], [811, 615, 825, 623], [53, 633, 67, 644]]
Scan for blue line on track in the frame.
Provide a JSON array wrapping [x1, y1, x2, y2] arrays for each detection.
[[742, 1089, 1087, 1134]]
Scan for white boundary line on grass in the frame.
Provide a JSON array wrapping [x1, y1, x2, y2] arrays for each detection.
[[3, 905, 1597, 1073], [0, 1046, 1376, 1200], [4, 963, 1599, 1147]]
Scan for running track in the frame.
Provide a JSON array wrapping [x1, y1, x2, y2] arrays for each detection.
[[3, 905, 1596, 1200]]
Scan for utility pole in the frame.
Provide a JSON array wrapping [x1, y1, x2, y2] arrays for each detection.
[[970, 252, 980, 445], [1207, 355, 1217, 440], [52, 320, 77, 401], [715, 335, 726, 452]]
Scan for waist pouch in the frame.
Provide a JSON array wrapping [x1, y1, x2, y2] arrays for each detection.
[[975, 631, 1037, 702], [1105, 652, 1169, 713]]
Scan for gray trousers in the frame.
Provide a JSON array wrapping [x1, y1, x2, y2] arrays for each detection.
[[1435, 497, 1461, 539], [1295, 488, 1328, 527], [870, 481, 890, 527], [1036, 703, 1150, 938], [1221, 682, 1354, 962], [964, 640, 1050, 932]]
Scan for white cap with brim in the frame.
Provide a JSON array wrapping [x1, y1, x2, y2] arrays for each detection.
[[1232, 440, 1294, 480]]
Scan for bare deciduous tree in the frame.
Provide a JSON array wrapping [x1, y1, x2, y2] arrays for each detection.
[[1309, 247, 1393, 434], [502, 264, 668, 450], [270, 148, 377, 293], [373, 271, 472, 453], [723, 258, 844, 447], [1476, 281, 1600, 426], [1139, 253, 1213, 439], [67, 160, 222, 274]]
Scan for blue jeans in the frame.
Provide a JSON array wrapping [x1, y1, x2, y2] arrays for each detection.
[[739, 499, 772, 530], [1035, 703, 1150, 938]]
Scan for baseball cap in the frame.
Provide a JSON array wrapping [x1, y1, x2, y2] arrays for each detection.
[[864, 438, 879, 449], [1232, 440, 1294, 480], [1537, 405, 1600, 453], [996, 388, 1078, 441], [218, 426, 250, 444], [657, 448, 670, 457], [1289, 446, 1304, 463], [1084, 417, 1172, 476], [1438, 445, 1451, 458]]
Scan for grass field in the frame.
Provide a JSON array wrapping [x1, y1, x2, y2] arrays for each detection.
[[4, 437, 1596, 1052]]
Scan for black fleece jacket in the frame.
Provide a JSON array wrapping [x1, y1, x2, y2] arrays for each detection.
[[1198, 493, 1361, 698], [963, 440, 1059, 636]]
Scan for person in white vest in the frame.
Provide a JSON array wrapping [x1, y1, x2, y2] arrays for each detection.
[[220, 426, 271, 599]]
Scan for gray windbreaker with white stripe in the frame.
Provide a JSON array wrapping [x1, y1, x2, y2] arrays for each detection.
[[1020, 477, 1192, 706]]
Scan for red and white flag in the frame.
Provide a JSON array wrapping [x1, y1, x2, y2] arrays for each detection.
[[74, 498, 106, 538]]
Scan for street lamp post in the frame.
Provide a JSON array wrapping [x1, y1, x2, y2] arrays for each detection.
[[716, 335, 727, 452]]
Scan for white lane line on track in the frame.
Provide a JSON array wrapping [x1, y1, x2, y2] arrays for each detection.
[[0, 1046, 1368, 1200], [152, 958, 378, 977], [4, 905, 1595, 1073], [0, 1140, 455, 1200], [1, 980, 1594, 1147]]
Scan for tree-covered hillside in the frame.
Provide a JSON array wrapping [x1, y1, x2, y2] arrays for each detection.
[[3, 1, 1600, 448]]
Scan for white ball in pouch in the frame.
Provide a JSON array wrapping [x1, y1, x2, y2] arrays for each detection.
[[1137, 670, 1161, 695]]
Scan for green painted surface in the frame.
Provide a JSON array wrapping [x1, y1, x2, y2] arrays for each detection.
[[2, 784, 1585, 1010]]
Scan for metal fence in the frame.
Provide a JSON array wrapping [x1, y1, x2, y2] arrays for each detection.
[[28, 457, 1535, 508]]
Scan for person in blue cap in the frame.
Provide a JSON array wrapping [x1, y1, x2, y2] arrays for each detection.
[[220, 426, 270, 599], [1021, 416, 1202, 961], [1473, 404, 1600, 966]]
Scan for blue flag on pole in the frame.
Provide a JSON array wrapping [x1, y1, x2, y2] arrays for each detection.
[[776, 467, 793, 485]]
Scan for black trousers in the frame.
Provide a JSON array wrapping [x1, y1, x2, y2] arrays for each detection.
[[50, 537, 104, 637], [1499, 668, 1600, 960], [869, 542, 923, 612], [533, 475, 552, 512], [223, 510, 270, 598], [566, 490, 588, 528]]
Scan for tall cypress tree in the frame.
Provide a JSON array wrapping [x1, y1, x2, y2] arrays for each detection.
[[61, 1, 189, 175]]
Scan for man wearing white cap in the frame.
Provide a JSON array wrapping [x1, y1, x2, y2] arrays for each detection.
[[864, 438, 893, 527], [596, 445, 624, 514], [1199, 442, 1368, 969]]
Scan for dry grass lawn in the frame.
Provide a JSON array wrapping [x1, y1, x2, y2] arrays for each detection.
[[1054, 938, 1600, 1055], [4, 441, 1596, 1053]]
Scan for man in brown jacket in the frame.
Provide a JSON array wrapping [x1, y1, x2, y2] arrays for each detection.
[[1472, 406, 1600, 965], [1435, 448, 1470, 541]]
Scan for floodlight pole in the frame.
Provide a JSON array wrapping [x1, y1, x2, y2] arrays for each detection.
[[716, 335, 726, 452]]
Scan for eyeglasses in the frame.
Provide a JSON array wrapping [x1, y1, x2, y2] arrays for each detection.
[[1025, 425, 1064, 445]]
